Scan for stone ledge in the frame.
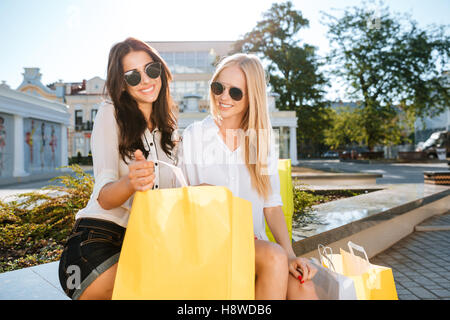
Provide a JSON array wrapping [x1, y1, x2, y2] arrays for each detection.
[[340, 159, 449, 164], [292, 172, 382, 179], [292, 184, 450, 259], [415, 225, 450, 232], [292, 172, 382, 186]]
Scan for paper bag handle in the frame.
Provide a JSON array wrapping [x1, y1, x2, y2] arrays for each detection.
[[347, 241, 369, 263], [318, 244, 336, 272], [156, 160, 188, 187]]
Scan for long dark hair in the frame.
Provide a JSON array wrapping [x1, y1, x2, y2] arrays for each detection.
[[105, 37, 176, 162]]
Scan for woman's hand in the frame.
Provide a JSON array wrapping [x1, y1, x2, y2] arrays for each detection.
[[288, 256, 317, 283], [127, 149, 155, 192]]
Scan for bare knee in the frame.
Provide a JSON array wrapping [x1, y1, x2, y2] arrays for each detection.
[[254, 241, 289, 300], [287, 274, 319, 300], [256, 241, 289, 275]]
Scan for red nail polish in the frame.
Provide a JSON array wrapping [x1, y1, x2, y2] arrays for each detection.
[[301, 280, 305, 284], [298, 275, 302, 281]]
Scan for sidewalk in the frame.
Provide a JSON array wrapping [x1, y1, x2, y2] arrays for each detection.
[[371, 212, 450, 300], [296, 160, 449, 184]]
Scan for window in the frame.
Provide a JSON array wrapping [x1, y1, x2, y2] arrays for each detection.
[[161, 52, 173, 66], [174, 52, 185, 73], [170, 80, 210, 102], [91, 109, 98, 122], [75, 110, 83, 126], [161, 51, 215, 74], [196, 51, 209, 68], [185, 52, 196, 69], [185, 82, 195, 95]]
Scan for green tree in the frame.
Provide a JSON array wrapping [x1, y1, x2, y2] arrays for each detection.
[[323, 1, 449, 150], [324, 106, 365, 150], [233, 1, 330, 157]]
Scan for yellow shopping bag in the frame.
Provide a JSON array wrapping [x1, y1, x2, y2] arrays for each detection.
[[321, 242, 398, 300], [265, 159, 294, 242], [112, 186, 255, 300], [339, 242, 398, 300]]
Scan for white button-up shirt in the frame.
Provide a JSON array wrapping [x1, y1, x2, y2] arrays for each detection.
[[75, 102, 178, 228], [179, 115, 283, 240]]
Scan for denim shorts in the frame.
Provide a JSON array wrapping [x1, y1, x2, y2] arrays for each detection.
[[58, 218, 126, 300]]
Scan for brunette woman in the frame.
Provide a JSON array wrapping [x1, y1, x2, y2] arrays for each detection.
[[58, 37, 179, 300]]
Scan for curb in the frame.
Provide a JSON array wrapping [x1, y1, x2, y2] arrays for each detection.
[[414, 225, 450, 232]]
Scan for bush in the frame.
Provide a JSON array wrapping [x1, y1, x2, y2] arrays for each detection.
[[68, 154, 93, 165], [292, 188, 367, 227], [0, 165, 93, 273], [292, 188, 329, 227]]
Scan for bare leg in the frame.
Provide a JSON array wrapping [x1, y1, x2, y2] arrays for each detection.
[[78, 263, 118, 300], [254, 239, 289, 300]]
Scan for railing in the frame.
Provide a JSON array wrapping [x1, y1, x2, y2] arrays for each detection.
[[75, 121, 93, 132]]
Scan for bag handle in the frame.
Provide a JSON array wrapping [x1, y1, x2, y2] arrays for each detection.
[[156, 160, 188, 187], [318, 244, 336, 272], [347, 241, 369, 263]]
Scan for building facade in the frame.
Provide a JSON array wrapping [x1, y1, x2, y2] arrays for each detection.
[[0, 82, 70, 180], [64, 76, 105, 157], [17, 68, 105, 158]]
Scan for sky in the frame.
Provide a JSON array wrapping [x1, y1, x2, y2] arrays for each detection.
[[0, 0, 449, 100]]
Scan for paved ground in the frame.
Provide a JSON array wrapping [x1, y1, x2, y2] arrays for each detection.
[[0, 167, 93, 200], [297, 159, 449, 184], [371, 212, 450, 300]]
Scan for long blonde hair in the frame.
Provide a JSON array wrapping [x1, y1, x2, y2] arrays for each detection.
[[210, 53, 273, 200]]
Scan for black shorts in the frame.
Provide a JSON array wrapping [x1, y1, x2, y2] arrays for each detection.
[[58, 218, 125, 300]]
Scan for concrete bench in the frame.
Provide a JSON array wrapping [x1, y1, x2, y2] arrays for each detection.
[[424, 171, 450, 186], [292, 172, 382, 186], [292, 183, 450, 260]]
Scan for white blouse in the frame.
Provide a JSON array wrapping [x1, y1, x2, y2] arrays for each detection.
[[178, 115, 283, 240], [75, 102, 178, 228]]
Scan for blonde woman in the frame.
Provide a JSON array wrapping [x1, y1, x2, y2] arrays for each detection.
[[179, 53, 318, 299]]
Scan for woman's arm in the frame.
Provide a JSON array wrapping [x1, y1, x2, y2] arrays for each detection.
[[97, 176, 134, 210], [264, 206, 317, 281], [98, 149, 155, 210], [264, 206, 296, 258]]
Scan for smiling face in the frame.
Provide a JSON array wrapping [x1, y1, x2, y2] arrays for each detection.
[[213, 64, 249, 126], [122, 50, 162, 110]]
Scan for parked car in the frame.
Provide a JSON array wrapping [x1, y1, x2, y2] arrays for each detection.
[[322, 150, 339, 158], [416, 131, 450, 159], [339, 147, 370, 160]]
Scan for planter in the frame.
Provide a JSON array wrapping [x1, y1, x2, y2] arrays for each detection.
[[360, 151, 384, 160], [398, 151, 426, 160]]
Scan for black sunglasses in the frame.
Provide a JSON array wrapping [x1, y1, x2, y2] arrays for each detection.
[[124, 62, 162, 87], [210, 81, 245, 101]]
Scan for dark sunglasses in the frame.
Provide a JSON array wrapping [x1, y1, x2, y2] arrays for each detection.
[[124, 62, 162, 87], [210, 81, 245, 101]]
